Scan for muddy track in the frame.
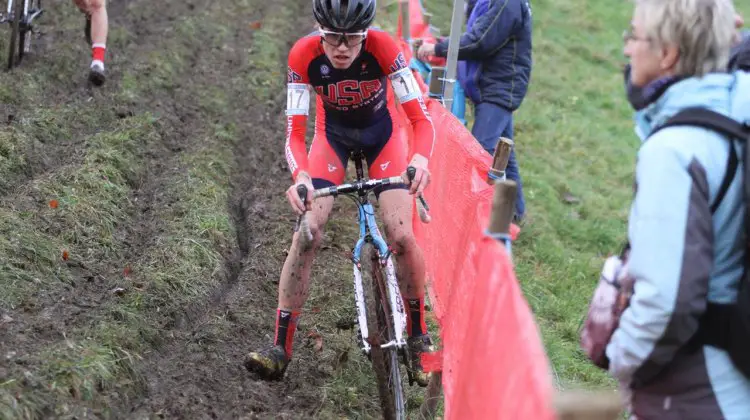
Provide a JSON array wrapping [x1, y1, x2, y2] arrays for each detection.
[[0, 0, 191, 200], [2, 0, 412, 416], [2, 0, 282, 415], [0, 0, 246, 358], [121, 1, 333, 417]]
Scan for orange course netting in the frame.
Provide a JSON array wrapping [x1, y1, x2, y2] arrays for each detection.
[[388, 3, 557, 418]]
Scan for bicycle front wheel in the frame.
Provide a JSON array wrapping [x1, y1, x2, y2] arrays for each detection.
[[361, 243, 406, 420]]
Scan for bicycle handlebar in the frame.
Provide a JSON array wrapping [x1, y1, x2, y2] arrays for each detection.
[[312, 176, 405, 199], [296, 166, 432, 224]]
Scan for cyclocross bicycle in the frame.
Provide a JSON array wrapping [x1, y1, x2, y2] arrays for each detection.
[[2, 0, 43, 70], [296, 152, 430, 420]]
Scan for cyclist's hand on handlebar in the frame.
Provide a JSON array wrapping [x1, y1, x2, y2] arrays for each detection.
[[287, 172, 314, 215], [402, 154, 430, 195]]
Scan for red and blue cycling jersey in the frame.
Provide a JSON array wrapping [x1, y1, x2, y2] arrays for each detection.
[[284, 28, 435, 187]]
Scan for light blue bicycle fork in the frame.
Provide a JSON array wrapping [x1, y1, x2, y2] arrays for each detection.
[[351, 200, 408, 356]]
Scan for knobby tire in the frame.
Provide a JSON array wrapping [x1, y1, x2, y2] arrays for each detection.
[[361, 243, 406, 420]]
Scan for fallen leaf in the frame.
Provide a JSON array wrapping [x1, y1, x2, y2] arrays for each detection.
[[48, 199, 59, 209], [314, 336, 323, 352], [62, 250, 69, 261]]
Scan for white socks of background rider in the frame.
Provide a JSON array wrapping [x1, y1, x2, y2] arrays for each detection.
[[91, 43, 106, 69]]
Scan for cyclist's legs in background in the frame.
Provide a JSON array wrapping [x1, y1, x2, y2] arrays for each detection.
[[73, 0, 107, 46], [73, 0, 108, 82], [87, 0, 107, 48]]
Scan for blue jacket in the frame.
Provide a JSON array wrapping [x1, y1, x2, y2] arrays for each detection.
[[435, 0, 532, 111], [606, 72, 750, 419]]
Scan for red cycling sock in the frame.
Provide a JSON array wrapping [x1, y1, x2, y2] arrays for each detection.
[[406, 297, 427, 337], [92, 44, 106, 63], [274, 309, 300, 358]]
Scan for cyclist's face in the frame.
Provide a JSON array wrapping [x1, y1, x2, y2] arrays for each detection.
[[320, 27, 366, 69]]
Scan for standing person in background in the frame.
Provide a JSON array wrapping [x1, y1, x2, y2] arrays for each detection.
[[416, 0, 533, 223], [73, 0, 108, 86]]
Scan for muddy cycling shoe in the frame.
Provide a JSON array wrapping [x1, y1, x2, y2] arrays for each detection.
[[407, 334, 435, 387], [88, 62, 106, 87], [244, 345, 289, 381]]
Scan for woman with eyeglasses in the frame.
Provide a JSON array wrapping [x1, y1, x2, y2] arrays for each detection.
[[244, 0, 436, 387], [595, 1, 750, 419]]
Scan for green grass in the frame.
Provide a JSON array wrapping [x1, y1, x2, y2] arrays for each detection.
[[0, 114, 157, 309]]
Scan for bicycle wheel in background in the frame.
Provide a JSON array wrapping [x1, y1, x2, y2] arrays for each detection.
[[361, 243, 407, 420], [18, 0, 39, 62], [7, 0, 20, 69]]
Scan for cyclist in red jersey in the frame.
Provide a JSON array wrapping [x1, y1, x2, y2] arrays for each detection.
[[244, 0, 436, 386]]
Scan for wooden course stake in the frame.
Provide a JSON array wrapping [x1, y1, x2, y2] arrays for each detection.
[[553, 390, 624, 420], [488, 179, 517, 237], [429, 66, 446, 97], [488, 137, 514, 185]]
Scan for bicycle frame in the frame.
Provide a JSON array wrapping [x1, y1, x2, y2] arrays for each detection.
[[348, 154, 408, 356], [2, 1, 42, 27], [1, 0, 13, 23]]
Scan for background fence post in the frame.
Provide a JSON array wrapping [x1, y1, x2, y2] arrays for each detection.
[[441, 0, 465, 109]]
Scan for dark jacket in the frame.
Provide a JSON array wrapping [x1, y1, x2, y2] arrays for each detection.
[[729, 30, 750, 71], [435, 0, 532, 111]]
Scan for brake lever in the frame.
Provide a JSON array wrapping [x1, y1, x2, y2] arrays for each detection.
[[407, 166, 431, 223]]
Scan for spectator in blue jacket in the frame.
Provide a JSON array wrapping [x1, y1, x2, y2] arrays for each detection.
[[623, 13, 748, 110], [416, 0, 533, 223]]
